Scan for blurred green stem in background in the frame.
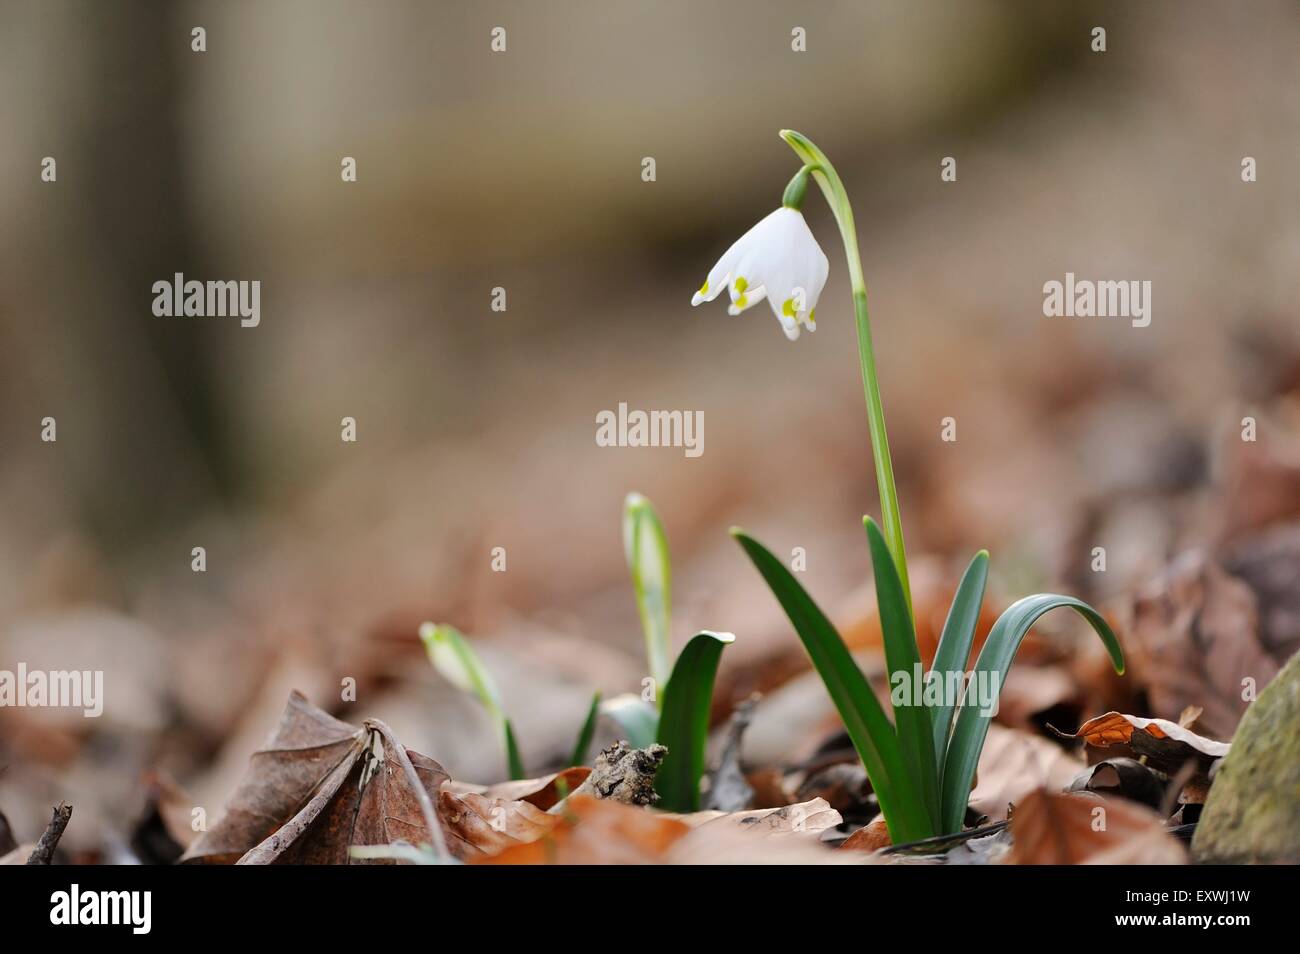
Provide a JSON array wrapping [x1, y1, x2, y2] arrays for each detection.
[[779, 129, 912, 616]]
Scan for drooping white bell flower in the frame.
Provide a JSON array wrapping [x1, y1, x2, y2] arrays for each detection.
[[691, 196, 829, 341]]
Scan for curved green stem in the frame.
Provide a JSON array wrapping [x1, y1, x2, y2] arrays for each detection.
[[780, 129, 912, 615]]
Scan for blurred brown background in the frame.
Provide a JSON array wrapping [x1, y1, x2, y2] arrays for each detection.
[[1, 1, 1298, 858]]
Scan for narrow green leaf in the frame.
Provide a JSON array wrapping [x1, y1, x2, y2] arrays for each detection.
[[731, 528, 935, 842], [654, 631, 734, 812], [599, 693, 659, 749], [928, 550, 989, 767], [420, 622, 520, 779], [864, 517, 939, 831], [504, 719, 525, 780], [623, 492, 672, 697], [939, 594, 1125, 833], [569, 691, 602, 767]]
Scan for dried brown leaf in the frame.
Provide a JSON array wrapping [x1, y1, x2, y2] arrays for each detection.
[[1054, 710, 1230, 774], [475, 794, 690, 865], [840, 815, 892, 852], [446, 766, 592, 811], [969, 724, 1084, 821], [1007, 788, 1186, 864], [438, 789, 560, 860], [182, 691, 450, 865]]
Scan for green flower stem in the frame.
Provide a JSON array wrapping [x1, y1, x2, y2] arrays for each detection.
[[779, 129, 912, 614]]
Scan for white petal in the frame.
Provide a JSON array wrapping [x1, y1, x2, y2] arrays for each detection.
[[727, 284, 767, 315], [692, 242, 743, 305]]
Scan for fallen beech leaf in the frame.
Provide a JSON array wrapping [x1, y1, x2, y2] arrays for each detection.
[[666, 815, 859, 864], [475, 795, 691, 865], [348, 723, 453, 863], [968, 724, 1084, 822], [182, 691, 450, 864], [183, 691, 367, 863], [841, 815, 891, 852], [1066, 758, 1167, 810], [446, 766, 591, 811], [669, 797, 842, 834], [438, 789, 559, 859], [1007, 789, 1186, 864], [1053, 711, 1229, 775]]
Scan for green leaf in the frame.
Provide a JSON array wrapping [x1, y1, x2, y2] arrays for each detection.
[[654, 631, 735, 812], [623, 493, 673, 698], [731, 528, 935, 842], [939, 594, 1125, 833], [420, 622, 522, 779], [599, 693, 659, 749], [864, 517, 939, 831], [504, 719, 525, 780], [928, 550, 989, 767], [569, 691, 602, 767]]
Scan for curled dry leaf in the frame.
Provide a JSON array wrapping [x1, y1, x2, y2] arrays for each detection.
[[446, 766, 591, 811], [666, 816, 859, 865], [1007, 788, 1186, 864], [475, 794, 691, 865], [182, 691, 450, 864], [667, 797, 842, 834], [840, 815, 892, 852], [1052, 711, 1229, 776], [438, 789, 559, 860], [476, 796, 845, 865], [666, 798, 848, 864], [1066, 758, 1167, 811]]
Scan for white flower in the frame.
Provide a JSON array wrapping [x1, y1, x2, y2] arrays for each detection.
[[691, 207, 829, 341]]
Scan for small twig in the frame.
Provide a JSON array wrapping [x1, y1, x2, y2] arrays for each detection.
[[26, 803, 72, 865], [882, 819, 1008, 856]]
